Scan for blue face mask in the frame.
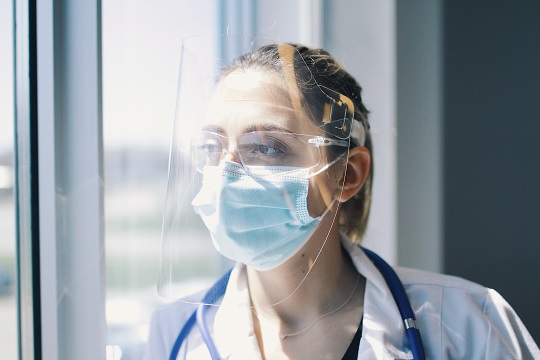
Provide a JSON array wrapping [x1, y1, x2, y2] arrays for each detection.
[[191, 161, 336, 271]]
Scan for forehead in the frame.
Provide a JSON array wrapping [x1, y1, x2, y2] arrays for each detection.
[[206, 70, 317, 135]]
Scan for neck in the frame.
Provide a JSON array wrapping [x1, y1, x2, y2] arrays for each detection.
[[246, 216, 359, 327]]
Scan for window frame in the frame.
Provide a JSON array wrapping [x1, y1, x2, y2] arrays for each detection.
[[15, 0, 106, 359]]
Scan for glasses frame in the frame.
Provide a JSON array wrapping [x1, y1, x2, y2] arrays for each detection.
[[191, 130, 350, 175]]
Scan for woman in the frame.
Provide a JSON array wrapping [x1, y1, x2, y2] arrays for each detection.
[[147, 40, 539, 359]]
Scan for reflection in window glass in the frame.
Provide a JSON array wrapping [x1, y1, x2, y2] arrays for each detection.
[[102, 1, 217, 358], [0, 1, 18, 359]]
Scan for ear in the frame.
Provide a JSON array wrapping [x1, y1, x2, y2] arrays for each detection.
[[334, 146, 371, 203]]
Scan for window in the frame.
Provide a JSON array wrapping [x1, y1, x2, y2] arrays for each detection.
[[0, 0, 18, 358], [102, 2, 218, 358]]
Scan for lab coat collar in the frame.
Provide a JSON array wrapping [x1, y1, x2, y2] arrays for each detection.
[[213, 264, 262, 359], [343, 237, 413, 359], [213, 235, 413, 359]]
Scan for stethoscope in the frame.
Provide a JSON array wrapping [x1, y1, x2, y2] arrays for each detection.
[[169, 246, 426, 360]]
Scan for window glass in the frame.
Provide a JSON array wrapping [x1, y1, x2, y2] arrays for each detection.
[[102, 1, 217, 358], [0, 0, 18, 359]]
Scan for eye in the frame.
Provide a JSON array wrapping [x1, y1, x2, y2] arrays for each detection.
[[192, 132, 226, 170], [236, 134, 290, 167], [200, 141, 221, 154], [256, 144, 283, 155], [240, 136, 287, 157], [198, 133, 223, 154]]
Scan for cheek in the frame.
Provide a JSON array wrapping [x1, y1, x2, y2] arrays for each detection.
[[306, 175, 337, 217]]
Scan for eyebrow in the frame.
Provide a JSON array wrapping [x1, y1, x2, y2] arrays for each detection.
[[244, 124, 293, 133], [201, 123, 294, 135], [201, 124, 225, 134]]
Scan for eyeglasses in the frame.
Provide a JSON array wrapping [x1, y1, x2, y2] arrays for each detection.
[[191, 130, 349, 175]]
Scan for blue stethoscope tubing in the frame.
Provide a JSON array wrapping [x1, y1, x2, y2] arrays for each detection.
[[169, 246, 426, 360], [169, 270, 232, 360], [362, 247, 426, 360]]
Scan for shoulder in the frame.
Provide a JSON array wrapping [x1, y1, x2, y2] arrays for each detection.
[[396, 266, 488, 296], [145, 292, 204, 359], [394, 267, 540, 359], [151, 298, 199, 329]]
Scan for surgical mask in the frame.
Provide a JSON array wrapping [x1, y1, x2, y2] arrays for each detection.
[[191, 160, 337, 271]]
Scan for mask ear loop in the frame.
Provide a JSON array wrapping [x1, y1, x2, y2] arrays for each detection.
[[258, 145, 351, 309], [306, 151, 347, 179]]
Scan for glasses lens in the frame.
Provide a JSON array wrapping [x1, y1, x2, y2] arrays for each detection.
[[191, 132, 224, 172], [192, 131, 324, 174]]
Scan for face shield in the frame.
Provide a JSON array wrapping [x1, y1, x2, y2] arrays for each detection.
[[158, 36, 365, 304]]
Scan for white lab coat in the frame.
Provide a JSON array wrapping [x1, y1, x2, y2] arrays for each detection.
[[146, 236, 540, 359]]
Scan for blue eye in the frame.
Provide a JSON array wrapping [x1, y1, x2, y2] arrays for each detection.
[[238, 136, 288, 165], [256, 144, 282, 155]]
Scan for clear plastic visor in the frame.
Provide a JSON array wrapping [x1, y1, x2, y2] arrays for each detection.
[[158, 36, 356, 304]]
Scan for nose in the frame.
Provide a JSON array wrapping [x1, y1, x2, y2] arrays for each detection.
[[223, 148, 241, 164]]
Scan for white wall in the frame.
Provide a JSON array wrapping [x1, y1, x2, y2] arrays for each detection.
[[323, 0, 398, 263]]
